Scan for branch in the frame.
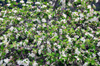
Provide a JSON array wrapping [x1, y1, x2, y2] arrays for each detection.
[[53, 0, 58, 11]]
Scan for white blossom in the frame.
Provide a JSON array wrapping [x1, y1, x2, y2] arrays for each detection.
[[19, 41, 23, 45], [42, 24, 46, 27], [0, 18, 3, 21], [87, 5, 91, 9], [89, 17, 99, 22], [38, 49, 42, 55], [22, 4, 26, 6], [96, 0, 99, 3], [26, 1, 31, 4], [32, 61, 38, 66], [59, 29, 62, 34], [17, 17, 21, 20], [74, 0, 77, 2], [4, 58, 10, 64], [54, 43, 57, 46], [72, 12, 78, 16], [80, 13, 84, 18], [97, 42, 100, 46], [35, 2, 40, 5], [92, 53, 96, 57], [97, 52, 100, 56], [63, 13, 67, 18], [57, 45, 61, 49], [47, 48, 51, 53], [83, 62, 89, 66], [20, 0, 24, 3], [74, 56, 80, 60], [75, 17, 79, 22], [74, 35, 79, 38], [0, 42, 3, 45], [41, 5, 47, 8], [29, 53, 35, 57], [48, 15, 52, 19], [62, 51, 66, 57], [80, 37, 85, 43], [7, 3, 11, 7], [22, 58, 30, 66], [42, 18, 46, 22], [75, 48, 80, 55], [53, 47, 57, 52], [0, 60, 3, 65], [85, 32, 94, 37], [16, 60, 23, 65]]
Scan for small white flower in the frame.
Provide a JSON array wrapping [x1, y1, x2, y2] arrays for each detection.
[[97, 52, 100, 56], [57, 45, 61, 49], [0, 36, 3, 40], [62, 51, 66, 57], [96, 0, 99, 3], [0, 60, 3, 65], [41, 5, 47, 8], [26, 1, 31, 4], [46, 61, 50, 65], [74, 0, 77, 2], [74, 35, 79, 38], [72, 12, 78, 16], [19, 41, 23, 45], [53, 48, 57, 52], [7, 4, 11, 7], [59, 29, 62, 34], [74, 56, 80, 60], [85, 32, 94, 37], [47, 41, 50, 44], [22, 4, 26, 6], [47, 48, 51, 53], [63, 13, 67, 18], [17, 17, 21, 20], [37, 41, 41, 46], [41, 45, 44, 50], [80, 37, 85, 43], [35, 2, 40, 5], [0, 18, 3, 21], [75, 48, 80, 55], [16, 60, 23, 65], [13, 10, 17, 13], [80, 13, 84, 18], [29, 53, 35, 57], [54, 43, 57, 46], [16, 34, 20, 39], [75, 17, 79, 22], [38, 49, 42, 55], [42, 18, 46, 22], [42, 24, 46, 27], [22, 58, 30, 66], [20, 0, 24, 3], [37, 8, 40, 12], [32, 61, 38, 66], [4, 58, 10, 64], [9, 16, 14, 19], [14, 28, 18, 33], [48, 15, 52, 19], [0, 42, 3, 45], [5, 49, 9, 53], [68, 2, 72, 6], [92, 53, 96, 57], [9, 26, 14, 31], [87, 5, 91, 9], [83, 62, 89, 66], [97, 42, 100, 47]]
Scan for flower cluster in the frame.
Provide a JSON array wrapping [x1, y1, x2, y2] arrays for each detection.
[[0, 0, 100, 66]]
